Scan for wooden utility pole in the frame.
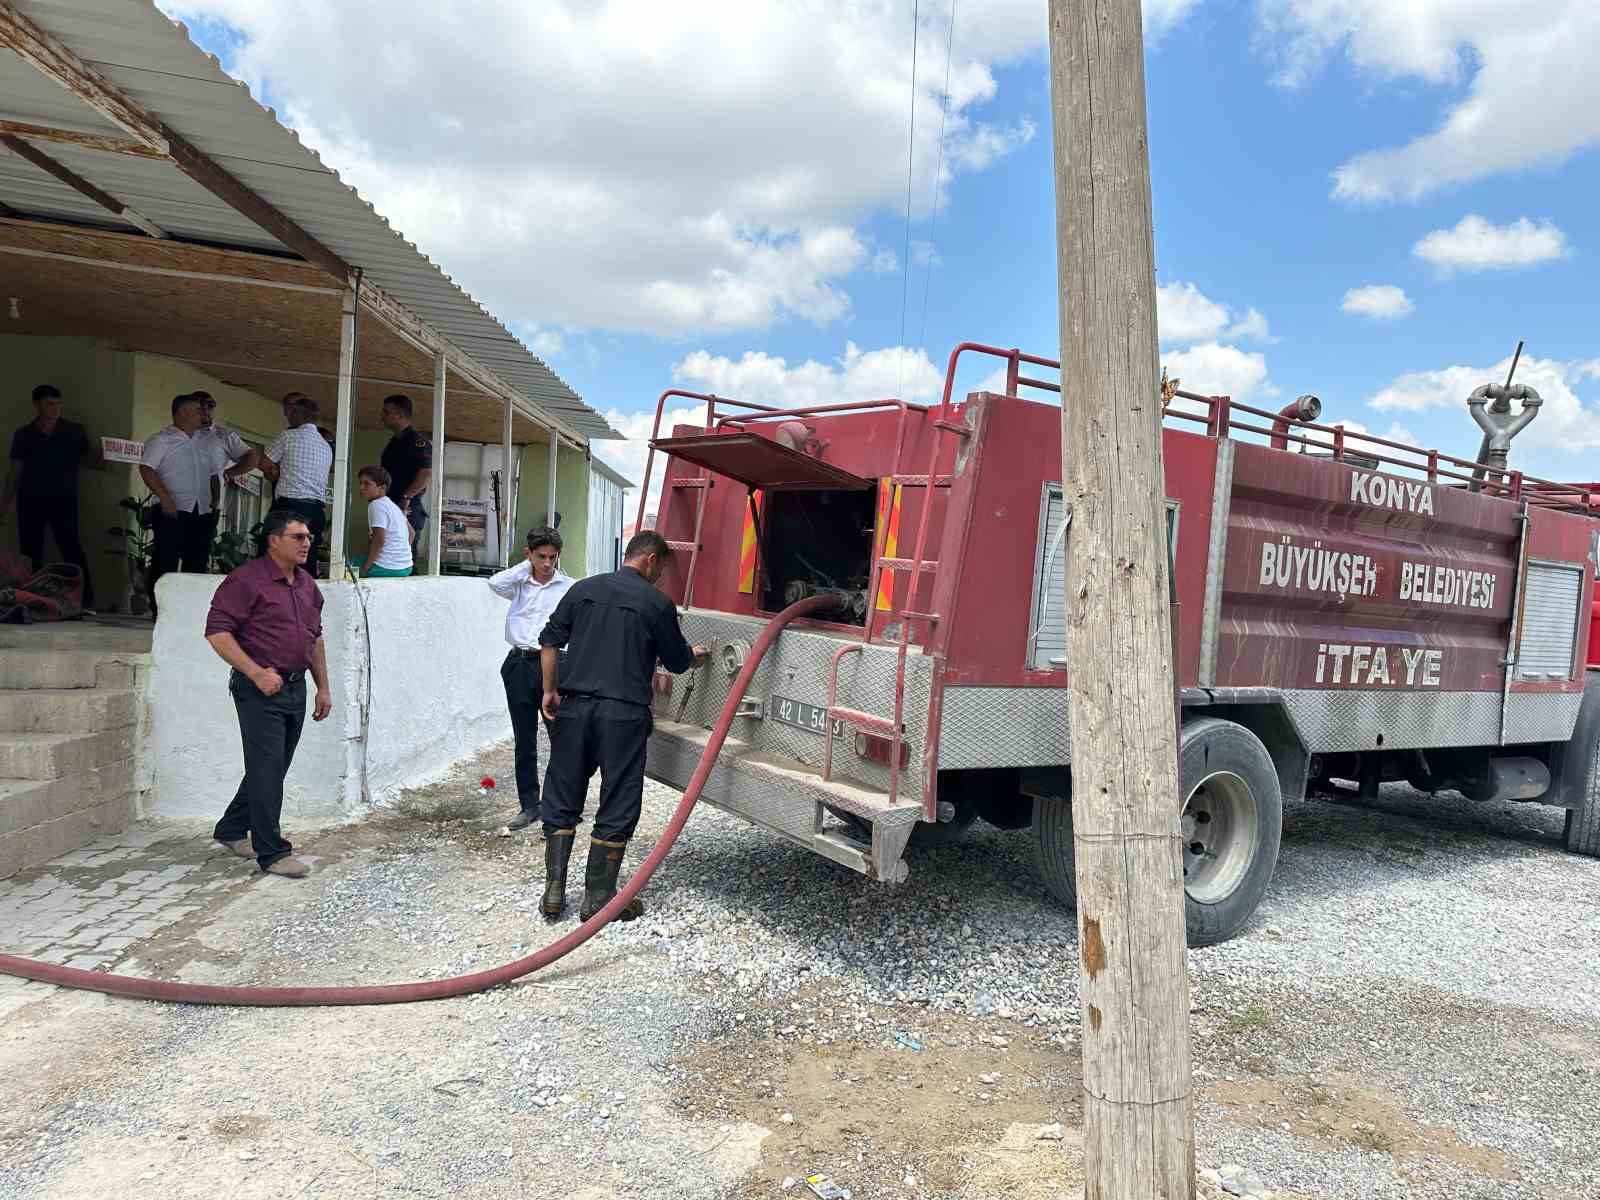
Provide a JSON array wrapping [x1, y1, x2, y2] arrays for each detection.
[[1047, 1, 1195, 1198]]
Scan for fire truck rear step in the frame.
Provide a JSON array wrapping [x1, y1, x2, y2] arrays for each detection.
[[648, 718, 922, 883]]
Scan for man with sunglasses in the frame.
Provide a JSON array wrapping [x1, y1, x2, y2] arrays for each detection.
[[204, 509, 331, 878]]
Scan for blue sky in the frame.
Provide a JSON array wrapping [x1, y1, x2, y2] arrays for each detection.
[[168, 1, 1599, 505]]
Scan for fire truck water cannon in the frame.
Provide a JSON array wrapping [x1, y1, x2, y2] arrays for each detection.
[[1468, 382, 1542, 478]]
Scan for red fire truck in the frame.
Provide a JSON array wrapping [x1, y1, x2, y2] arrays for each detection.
[[638, 342, 1600, 945]]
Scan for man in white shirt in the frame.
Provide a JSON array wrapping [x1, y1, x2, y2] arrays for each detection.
[[260, 392, 334, 574], [488, 525, 574, 838], [140, 393, 256, 616]]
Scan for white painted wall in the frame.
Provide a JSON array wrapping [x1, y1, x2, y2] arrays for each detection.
[[146, 573, 512, 823], [587, 467, 625, 576]]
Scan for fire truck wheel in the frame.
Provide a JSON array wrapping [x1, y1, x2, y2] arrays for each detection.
[[1562, 719, 1600, 857], [1180, 718, 1283, 947], [1030, 717, 1283, 948]]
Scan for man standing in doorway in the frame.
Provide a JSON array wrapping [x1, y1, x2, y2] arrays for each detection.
[[537, 530, 709, 920], [379, 394, 432, 555], [488, 526, 573, 841], [204, 509, 331, 878], [260, 392, 332, 574], [1, 384, 98, 609]]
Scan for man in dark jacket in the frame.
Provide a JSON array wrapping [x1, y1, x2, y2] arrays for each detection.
[[537, 530, 708, 920], [2, 384, 97, 607]]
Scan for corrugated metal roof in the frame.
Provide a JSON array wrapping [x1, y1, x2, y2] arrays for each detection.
[[589, 456, 636, 490], [0, 0, 618, 441]]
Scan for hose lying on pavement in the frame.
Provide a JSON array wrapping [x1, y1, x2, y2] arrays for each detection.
[[0, 594, 833, 1007]]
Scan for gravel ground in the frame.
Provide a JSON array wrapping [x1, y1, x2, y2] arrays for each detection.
[[2, 739, 1597, 1199]]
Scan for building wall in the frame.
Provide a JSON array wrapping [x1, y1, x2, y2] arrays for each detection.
[[515, 439, 591, 575], [146, 573, 513, 821], [130, 354, 285, 451], [337, 425, 391, 570], [587, 468, 625, 575], [2, 335, 135, 606]]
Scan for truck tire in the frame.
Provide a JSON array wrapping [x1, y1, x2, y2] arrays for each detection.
[[1557, 673, 1600, 857], [1031, 717, 1284, 948], [1563, 721, 1600, 857]]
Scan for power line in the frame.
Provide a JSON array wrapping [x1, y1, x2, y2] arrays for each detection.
[[897, 0, 920, 397], [918, 0, 957, 356]]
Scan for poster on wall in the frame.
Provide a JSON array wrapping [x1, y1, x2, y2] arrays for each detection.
[[440, 498, 488, 550], [100, 437, 144, 464]]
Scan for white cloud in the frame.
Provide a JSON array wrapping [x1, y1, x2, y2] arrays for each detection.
[[1341, 285, 1414, 320], [1257, 0, 1600, 202], [1328, 418, 1419, 447], [1227, 307, 1274, 342], [1412, 216, 1570, 275], [1161, 342, 1272, 401], [1369, 354, 1600, 461], [594, 341, 945, 517], [1156, 282, 1273, 346], [162, 0, 1039, 338]]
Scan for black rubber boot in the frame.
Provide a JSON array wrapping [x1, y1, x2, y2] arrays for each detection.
[[541, 828, 576, 917], [579, 837, 644, 922]]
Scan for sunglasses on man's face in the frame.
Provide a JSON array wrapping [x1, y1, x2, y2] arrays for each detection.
[[280, 532, 312, 542]]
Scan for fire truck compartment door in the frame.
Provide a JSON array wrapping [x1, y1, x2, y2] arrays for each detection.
[[650, 433, 873, 492]]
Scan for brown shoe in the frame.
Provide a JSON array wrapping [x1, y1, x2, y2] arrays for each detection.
[[263, 856, 310, 878], [217, 836, 254, 860]]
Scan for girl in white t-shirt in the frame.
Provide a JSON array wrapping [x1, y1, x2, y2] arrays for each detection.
[[349, 466, 414, 578]]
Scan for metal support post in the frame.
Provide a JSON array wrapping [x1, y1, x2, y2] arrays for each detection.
[[547, 431, 558, 529], [501, 396, 515, 566], [428, 351, 447, 576], [327, 284, 358, 569]]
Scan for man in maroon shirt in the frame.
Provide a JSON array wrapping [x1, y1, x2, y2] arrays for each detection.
[[204, 509, 332, 877]]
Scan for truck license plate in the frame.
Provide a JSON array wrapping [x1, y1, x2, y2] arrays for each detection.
[[771, 694, 843, 738]]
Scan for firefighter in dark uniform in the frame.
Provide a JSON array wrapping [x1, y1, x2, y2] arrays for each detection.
[[536, 529, 709, 920], [379, 394, 433, 549]]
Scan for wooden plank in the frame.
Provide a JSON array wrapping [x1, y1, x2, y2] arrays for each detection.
[[1047, 0, 1195, 1197], [0, 132, 165, 236], [0, 119, 165, 159], [0, 2, 348, 278]]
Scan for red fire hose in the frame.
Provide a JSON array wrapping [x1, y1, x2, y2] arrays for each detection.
[[0, 595, 832, 1007]]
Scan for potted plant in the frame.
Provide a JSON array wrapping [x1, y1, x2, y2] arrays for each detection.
[[211, 521, 263, 574], [109, 495, 157, 615]]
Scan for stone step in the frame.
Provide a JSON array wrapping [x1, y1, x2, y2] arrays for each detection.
[[0, 652, 136, 691], [0, 771, 137, 878], [0, 729, 135, 782], [0, 689, 138, 735]]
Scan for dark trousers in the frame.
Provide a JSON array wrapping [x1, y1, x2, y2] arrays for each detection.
[[501, 650, 555, 815], [540, 694, 652, 841], [214, 671, 305, 869], [149, 509, 217, 614], [261, 498, 326, 575], [16, 494, 94, 606]]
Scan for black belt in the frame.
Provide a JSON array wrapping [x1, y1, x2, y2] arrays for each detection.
[[233, 668, 306, 685], [509, 647, 541, 659]]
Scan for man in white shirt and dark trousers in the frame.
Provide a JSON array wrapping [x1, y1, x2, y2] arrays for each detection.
[[488, 526, 573, 847], [140, 393, 256, 616], [260, 392, 333, 573]]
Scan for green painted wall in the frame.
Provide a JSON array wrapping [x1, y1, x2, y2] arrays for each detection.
[[131, 354, 285, 449], [515, 441, 591, 576], [2, 335, 136, 607]]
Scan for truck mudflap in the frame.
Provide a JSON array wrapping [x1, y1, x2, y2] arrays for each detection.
[[647, 717, 922, 882]]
